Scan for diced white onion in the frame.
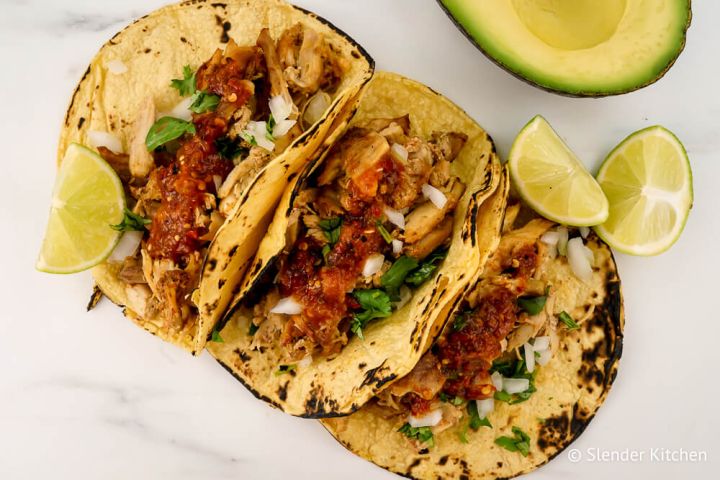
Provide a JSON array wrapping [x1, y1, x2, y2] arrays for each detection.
[[243, 121, 275, 151], [393, 285, 413, 310], [168, 97, 193, 121], [87, 130, 123, 153], [557, 226, 569, 256], [502, 377, 530, 394], [269, 95, 294, 122], [390, 143, 409, 162], [106, 59, 128, 75], [491, 371, 503, 391], [422, 183, 447, 209], [523, 342, 535, 373], [302, 91, 331, 129], [541, 231, 560, 246], [272, 118, 296, 138], [298, 355, 313, 369], [476, 398, 494, 418], [392, 239, 403, 255], [384, 207, 405, 230], [567, 237, 592, 283], [536, 349, 553, 366], [362, 253, 385, 278], [408, 409, 442, 428], [270, 296, 302, 315], [109, 231, 143, 262], [532, 336, 550, 352], [579, 226, 590, 239]]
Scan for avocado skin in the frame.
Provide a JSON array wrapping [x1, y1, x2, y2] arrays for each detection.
[[436, 0, 693, 98]]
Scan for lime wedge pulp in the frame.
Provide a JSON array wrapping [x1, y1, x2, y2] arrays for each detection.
[[594, 126, 692, 256], [508, 115, 609, 226], [36, 143, 126, 273]]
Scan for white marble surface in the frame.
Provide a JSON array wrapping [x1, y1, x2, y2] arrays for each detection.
[[1, 0, 719, 478]]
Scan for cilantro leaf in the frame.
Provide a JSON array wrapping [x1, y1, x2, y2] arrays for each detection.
[[170, 65, 196, 96], [559, 311, 580, 330], [517, 294, 547, 315], [350, 289, 392, 340], [376, 222, 393, 244], [495, 427, 531, 456], [381, 256, 418, 297], [467, 400, 492, 430], [398, 423, 434, 447], [145, 117, 196, 151], [110, 208, 151, 232], [319, 217, 343, 247], [452, 311, 471, 332], [491, 357, 537, 404], [210, 329, 224, 343], [215, 135, 248, 160], [189, 90, 220, 113], [404, 249, 448, 286]]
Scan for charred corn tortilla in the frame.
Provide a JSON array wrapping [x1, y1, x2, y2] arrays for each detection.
[[59, 0, 374, 353], [207, 71, 507, 417], [321, 184, 624, 479]]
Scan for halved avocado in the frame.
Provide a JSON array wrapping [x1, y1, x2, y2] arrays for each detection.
[[439, 0, 691, 97]]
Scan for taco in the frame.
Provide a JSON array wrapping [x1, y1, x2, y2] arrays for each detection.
[[321, 178, 624, 479], [207, 71, 507, 417], [59, 0, 374, 353]]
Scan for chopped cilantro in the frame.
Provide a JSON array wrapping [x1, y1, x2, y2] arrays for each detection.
[[468, 401, 492, 430], [350, 289, 392, 340], [398, 423, 434, 447], [170, 65, 196, 96], [491, 357, 537, 404], [381, 256, 418, 297], [404, 249, 448, 286], [517, 294, 547, 316], [559, 311, 580, 330], [189, 90, 220, 113], [495, 427, 531, 457], [452, 311, 470, 332], [376, 221, 393, 244], [215, 135, 248, 160], [319, 217, 343, 247], [210, 329, 224, 343], [110, 208, 151, 232], [145, 117, 196, 151]]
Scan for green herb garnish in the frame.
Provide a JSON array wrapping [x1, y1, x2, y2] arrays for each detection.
[[468, 400, 492, 430], [398, 423, 434, 447], [145, 117, 196, 151], [517, 294, 547, 315], [210, 329, 224, 343], [559, 311, 580, 330], [452, 312, 470, 332], [189, 90, 220, 113], [381, 255, 418, 296], [239, 131, 258, 146], [495, 427, 531, 456], [376, 222, 393, 244], [319, 217, 343, 247], [275, 364, 297, 376], [110, 208, 151, 232], [170, 65, 196, 96], [248, 322, 259, 336], [350, 289, 392, 340], [491, 357, 537, 404], [215, 135, 248, 160], [404, 249, 448, 286]]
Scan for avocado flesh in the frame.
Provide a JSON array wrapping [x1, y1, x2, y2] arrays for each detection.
[[440, 0, 691, 96]]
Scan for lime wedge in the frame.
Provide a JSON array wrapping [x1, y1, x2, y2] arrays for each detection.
[[37, 143, 126, 273], [594, 126, 692, 256], [508, 115, 609, 226]]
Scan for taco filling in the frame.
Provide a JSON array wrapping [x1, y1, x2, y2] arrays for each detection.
[[243, 117, 470, 361], [376, 206, 599, 448], [97, 24, 348, 335]]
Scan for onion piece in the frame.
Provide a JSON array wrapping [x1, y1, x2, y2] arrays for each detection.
[[109, 231, 143, 262], [408, 409, 442, 428], [243, 121, 275, 151], [557, 227, 569, 256], [502, 377, 530, 394], [567, 237, 592, 283], [532, 336, 550, 352], [422, 183, 447, 209], [523, 342, 535, 373], [270, 296, 302, 315], [390, 143, 409, 162], [384, 207, 405, 230], [541, 231, 560, 246], [298, 355, 313, 369], [393, 285, 413, 310], [106, 59, 127, 75], [272, 119, 296, 138], [269, 95, 294, 122], [392, 239, 403, 255], [301, 91, 331, 130], [491, 371, 503, 391], [87, 130, 123, 153], [168, 97, 193, 121], [536, 349, 553, 366], [476, 398, 494, 418], [579, 226, 590, 239], [362, 253, 385, 278]]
